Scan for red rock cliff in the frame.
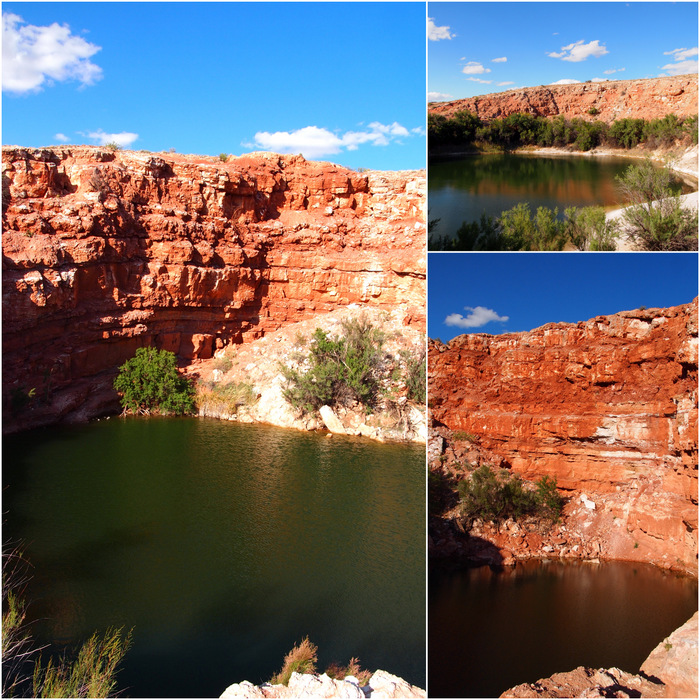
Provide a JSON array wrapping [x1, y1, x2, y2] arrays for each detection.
[[429, 301, 698, 573], [429, 74, 698, 124], [2, 146, 425, 429]]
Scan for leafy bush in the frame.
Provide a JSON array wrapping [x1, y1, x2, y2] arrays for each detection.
[[565, 206, 620, 251], [281, 317, 386, 415], [113, 347, 195, 416], [218, 153, 228, 162], [458, 464, 563, 524], [499, 203, 568, 251], [270, 637, 318, 686], [616, 160, 698, 251]]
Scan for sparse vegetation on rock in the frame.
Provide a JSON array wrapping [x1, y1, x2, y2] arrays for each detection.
[[281, 316, 387, 415], [458, 464, 563, 525]]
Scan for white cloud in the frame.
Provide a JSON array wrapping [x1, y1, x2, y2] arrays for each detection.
[[550, 78, 581, 85], [664, 47, 699, 61], [54, 132, 70, 142], [661, 47, 698, 75], [428, 91, 454, 102], [445, 306, 509, 329], [248, 121, 419, 159], [466, 77, 492, 84], [428, 18, 454, 41], [87, 130, 138, 147], [492, 57, 507, 63], [2, 12, 102, 93], [497, 81, 515, 87], [462, 61, 491, 75], [548, 39, 608, 63], [603, 67, 626, 75]]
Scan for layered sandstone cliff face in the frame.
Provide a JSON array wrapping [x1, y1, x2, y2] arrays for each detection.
[[2, 146, 425, 431], [429, 300, 698, 573], [429, 74, 698, 124]]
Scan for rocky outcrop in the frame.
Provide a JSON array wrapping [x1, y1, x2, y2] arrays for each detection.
[[501, 612, 698, 698], [192, 305, 426, 442], [429, 74, 698, 124], [429, 300, 698, 573], [219, 670, 426, 698], [2, 146, 425, 432]]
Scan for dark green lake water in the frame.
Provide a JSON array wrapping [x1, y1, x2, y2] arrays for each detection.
[[429, 560, 698, 698], [3, 417, 426, 697], [428, 153, 695, 242]]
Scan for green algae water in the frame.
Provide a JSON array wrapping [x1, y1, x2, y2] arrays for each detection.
[[428, 153, 695, 243], [429, 560, 698, 698], [3, 417, 425, 697]]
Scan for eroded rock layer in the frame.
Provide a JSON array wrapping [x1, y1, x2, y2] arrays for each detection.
[[2, 146, 425, 430], [429, 301, 698, 572], [429, 74, 698, 124]]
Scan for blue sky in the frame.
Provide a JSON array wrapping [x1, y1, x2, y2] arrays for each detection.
[[428, 253, 699, 341], [429, 2, 699, 102], [2, 2, 426, 170]]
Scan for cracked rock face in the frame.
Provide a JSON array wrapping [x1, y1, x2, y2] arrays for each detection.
[[429, 74, 699, 124], [2, 146, 425, 432], [429, 300, 698, 573]]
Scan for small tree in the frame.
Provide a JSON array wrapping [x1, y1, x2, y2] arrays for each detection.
[[113, 347, 195, 416]]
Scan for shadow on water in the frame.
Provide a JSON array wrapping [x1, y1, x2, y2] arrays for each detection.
[[428, 558, 698, 698], [3, 417, 426, 697]]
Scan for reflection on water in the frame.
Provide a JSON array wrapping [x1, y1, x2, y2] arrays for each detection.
[[3, 417, 425, 697], [428, 153, 695, 241], [428, 559, 698, 698]]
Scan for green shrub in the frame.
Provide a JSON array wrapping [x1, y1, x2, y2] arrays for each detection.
[[270, 637, 318, 686], [113, 347, 195, 416], [499, 203, 567, 251], [616, 160, 698, 251], [32, 628, 132, 698], [281, 317, 386, 415], [218, 153, 228, 162], [565, 206, 620, 251], [587, 107, 600, 116], [104, 142, 121, 152], [458, 464, 562, 524], [452, 430, 478, 443]]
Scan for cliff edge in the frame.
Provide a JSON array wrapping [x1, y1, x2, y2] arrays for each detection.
[[429, 74, 698, 124], [429, 300, 698, 573], [2, 146, 425, 432]]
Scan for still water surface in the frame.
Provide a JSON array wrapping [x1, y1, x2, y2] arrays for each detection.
[[3, 417, 425, 697], [428, 153, 695, 242], [429, 560, 698, 698]]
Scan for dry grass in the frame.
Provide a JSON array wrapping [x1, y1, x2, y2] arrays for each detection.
[[270, 637, 318, 686]]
